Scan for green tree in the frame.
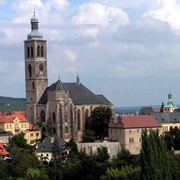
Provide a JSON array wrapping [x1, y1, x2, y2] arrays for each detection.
[[101, 166, 141, 180], [112, 149, 140, 169], [68, 138, 78, 156], [169, 153, 180, 180], [8, 132, 33, 154], [90, 106, 112, 140], [83, 130, 95, 142], [96, 146, 110, 163], [141, 129, 172, 180], [162, 127, 180, 151]]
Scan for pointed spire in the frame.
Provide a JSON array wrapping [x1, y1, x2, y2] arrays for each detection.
[[77, 72, 80, 84]]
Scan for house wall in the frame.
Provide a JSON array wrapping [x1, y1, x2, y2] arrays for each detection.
[[109, 126, 162, 154], [161, 122, 180, 132]]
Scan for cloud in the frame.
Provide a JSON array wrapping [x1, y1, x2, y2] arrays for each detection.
[[145, 0, 180, 31], [64, 49, 77, 62], [115, 17, 180, 44], [72, 2, 129, 28]]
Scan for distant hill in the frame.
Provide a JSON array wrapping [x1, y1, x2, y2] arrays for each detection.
[[113, 105, 163, 114], [0, 96, 26, 112]]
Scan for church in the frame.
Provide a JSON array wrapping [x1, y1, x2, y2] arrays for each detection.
[[24, 12, 112, 141]]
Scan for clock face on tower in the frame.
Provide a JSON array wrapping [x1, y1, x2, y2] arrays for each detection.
[[39, 64, 43, 71]]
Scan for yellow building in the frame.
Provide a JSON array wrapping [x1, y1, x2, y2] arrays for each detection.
[[0, 111, 41, 145]]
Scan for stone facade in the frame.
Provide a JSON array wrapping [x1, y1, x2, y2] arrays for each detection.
[[24, 13, 112, 142], [77, 142, 121, 159]]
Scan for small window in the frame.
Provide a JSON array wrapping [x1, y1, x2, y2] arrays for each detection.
[[31, 46, 34, 58], [41, 46, 44, 57], [27, 47, 30, 58], [129, 129, 131, 133], [129, 138, 134, 143], [30, 133, 34, 137], [137, 129, 139, 133]]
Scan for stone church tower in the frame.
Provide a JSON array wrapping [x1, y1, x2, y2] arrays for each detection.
[[24, 12, 48, 123], [24, 13, 112, 142]]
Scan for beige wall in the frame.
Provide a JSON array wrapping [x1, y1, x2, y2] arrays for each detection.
[[161, 122, 180, 132], [25, 130, 41, 145], [77, 142, 121, 159], [109, 127, 162, 154]]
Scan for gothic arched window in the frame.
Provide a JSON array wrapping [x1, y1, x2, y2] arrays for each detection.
[[65, 127, 68, 133], [27, 47, 30, 58], [37, 46, 40, 57], [41, 46, 44, 57], [53, 127, 56, 135], [40, 110, 45, 123], [77, 109, 81, 130], [31, 46, 34, 58], [52, 112, 56, 123], [85, 109, 89, 130], [32, 82, 34, 90], [28, 64, 32, 77]]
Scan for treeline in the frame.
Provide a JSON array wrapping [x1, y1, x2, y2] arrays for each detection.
[[0, 96, 25, 112], [0, 129, 180, 180]]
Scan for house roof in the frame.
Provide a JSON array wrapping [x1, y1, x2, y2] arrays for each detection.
[[0, 129, 12, 136], [138, 106, 154, 115], [38, 81, 111, 105], [37, 136, 66, 153], [152, 112, 180, 123], [0, 143, 9, 155], [0, 115, 28, 123], [112, 115, 161, 129]]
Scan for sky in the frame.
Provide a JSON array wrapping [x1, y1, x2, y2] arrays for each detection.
[[1, 0, 180, 107]]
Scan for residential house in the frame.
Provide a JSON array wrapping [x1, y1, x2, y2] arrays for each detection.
[[0, 111, 41, 145], [0, 142, 9, 160], [152, 112, 180, 132], [109, 115, 162, 154], [0, 129, 12, 145], [36, 136, 68, 163]]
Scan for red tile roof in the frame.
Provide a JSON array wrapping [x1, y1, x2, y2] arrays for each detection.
[[0, 115, 28, 123], [0, 142, 9, 155], [114, 115, 161, 128]]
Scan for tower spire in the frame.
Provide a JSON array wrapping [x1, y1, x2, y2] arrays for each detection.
[[27, 10, 43, 39]]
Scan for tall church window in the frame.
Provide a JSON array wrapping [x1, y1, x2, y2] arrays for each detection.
[[41, 46, 44, 57], [27, 47, 30, 58], [31, 46, 34, 58], [85, 109, 89, 130], [32, 82, 35, 90], [37, 46, 40, 57], [53, 127, 56, 135], [40, 110, 45, 123], [65, 127, 68, 133], [28, 64, 32, 77], [52, 112, 56, 123], [77, 109, 81, 130]]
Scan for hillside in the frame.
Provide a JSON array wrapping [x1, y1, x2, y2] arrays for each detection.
[[0, 96, 26, 112]]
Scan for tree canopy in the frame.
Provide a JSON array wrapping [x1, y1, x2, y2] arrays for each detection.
[[89, 106, 112, 140], [141, 129, 172, 180]]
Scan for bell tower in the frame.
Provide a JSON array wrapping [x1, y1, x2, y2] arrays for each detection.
[[24, 11, 48, 123]]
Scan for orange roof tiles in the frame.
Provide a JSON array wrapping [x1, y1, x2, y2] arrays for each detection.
[[0, 115, 28, 123], [0, 142, 9, 156]]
